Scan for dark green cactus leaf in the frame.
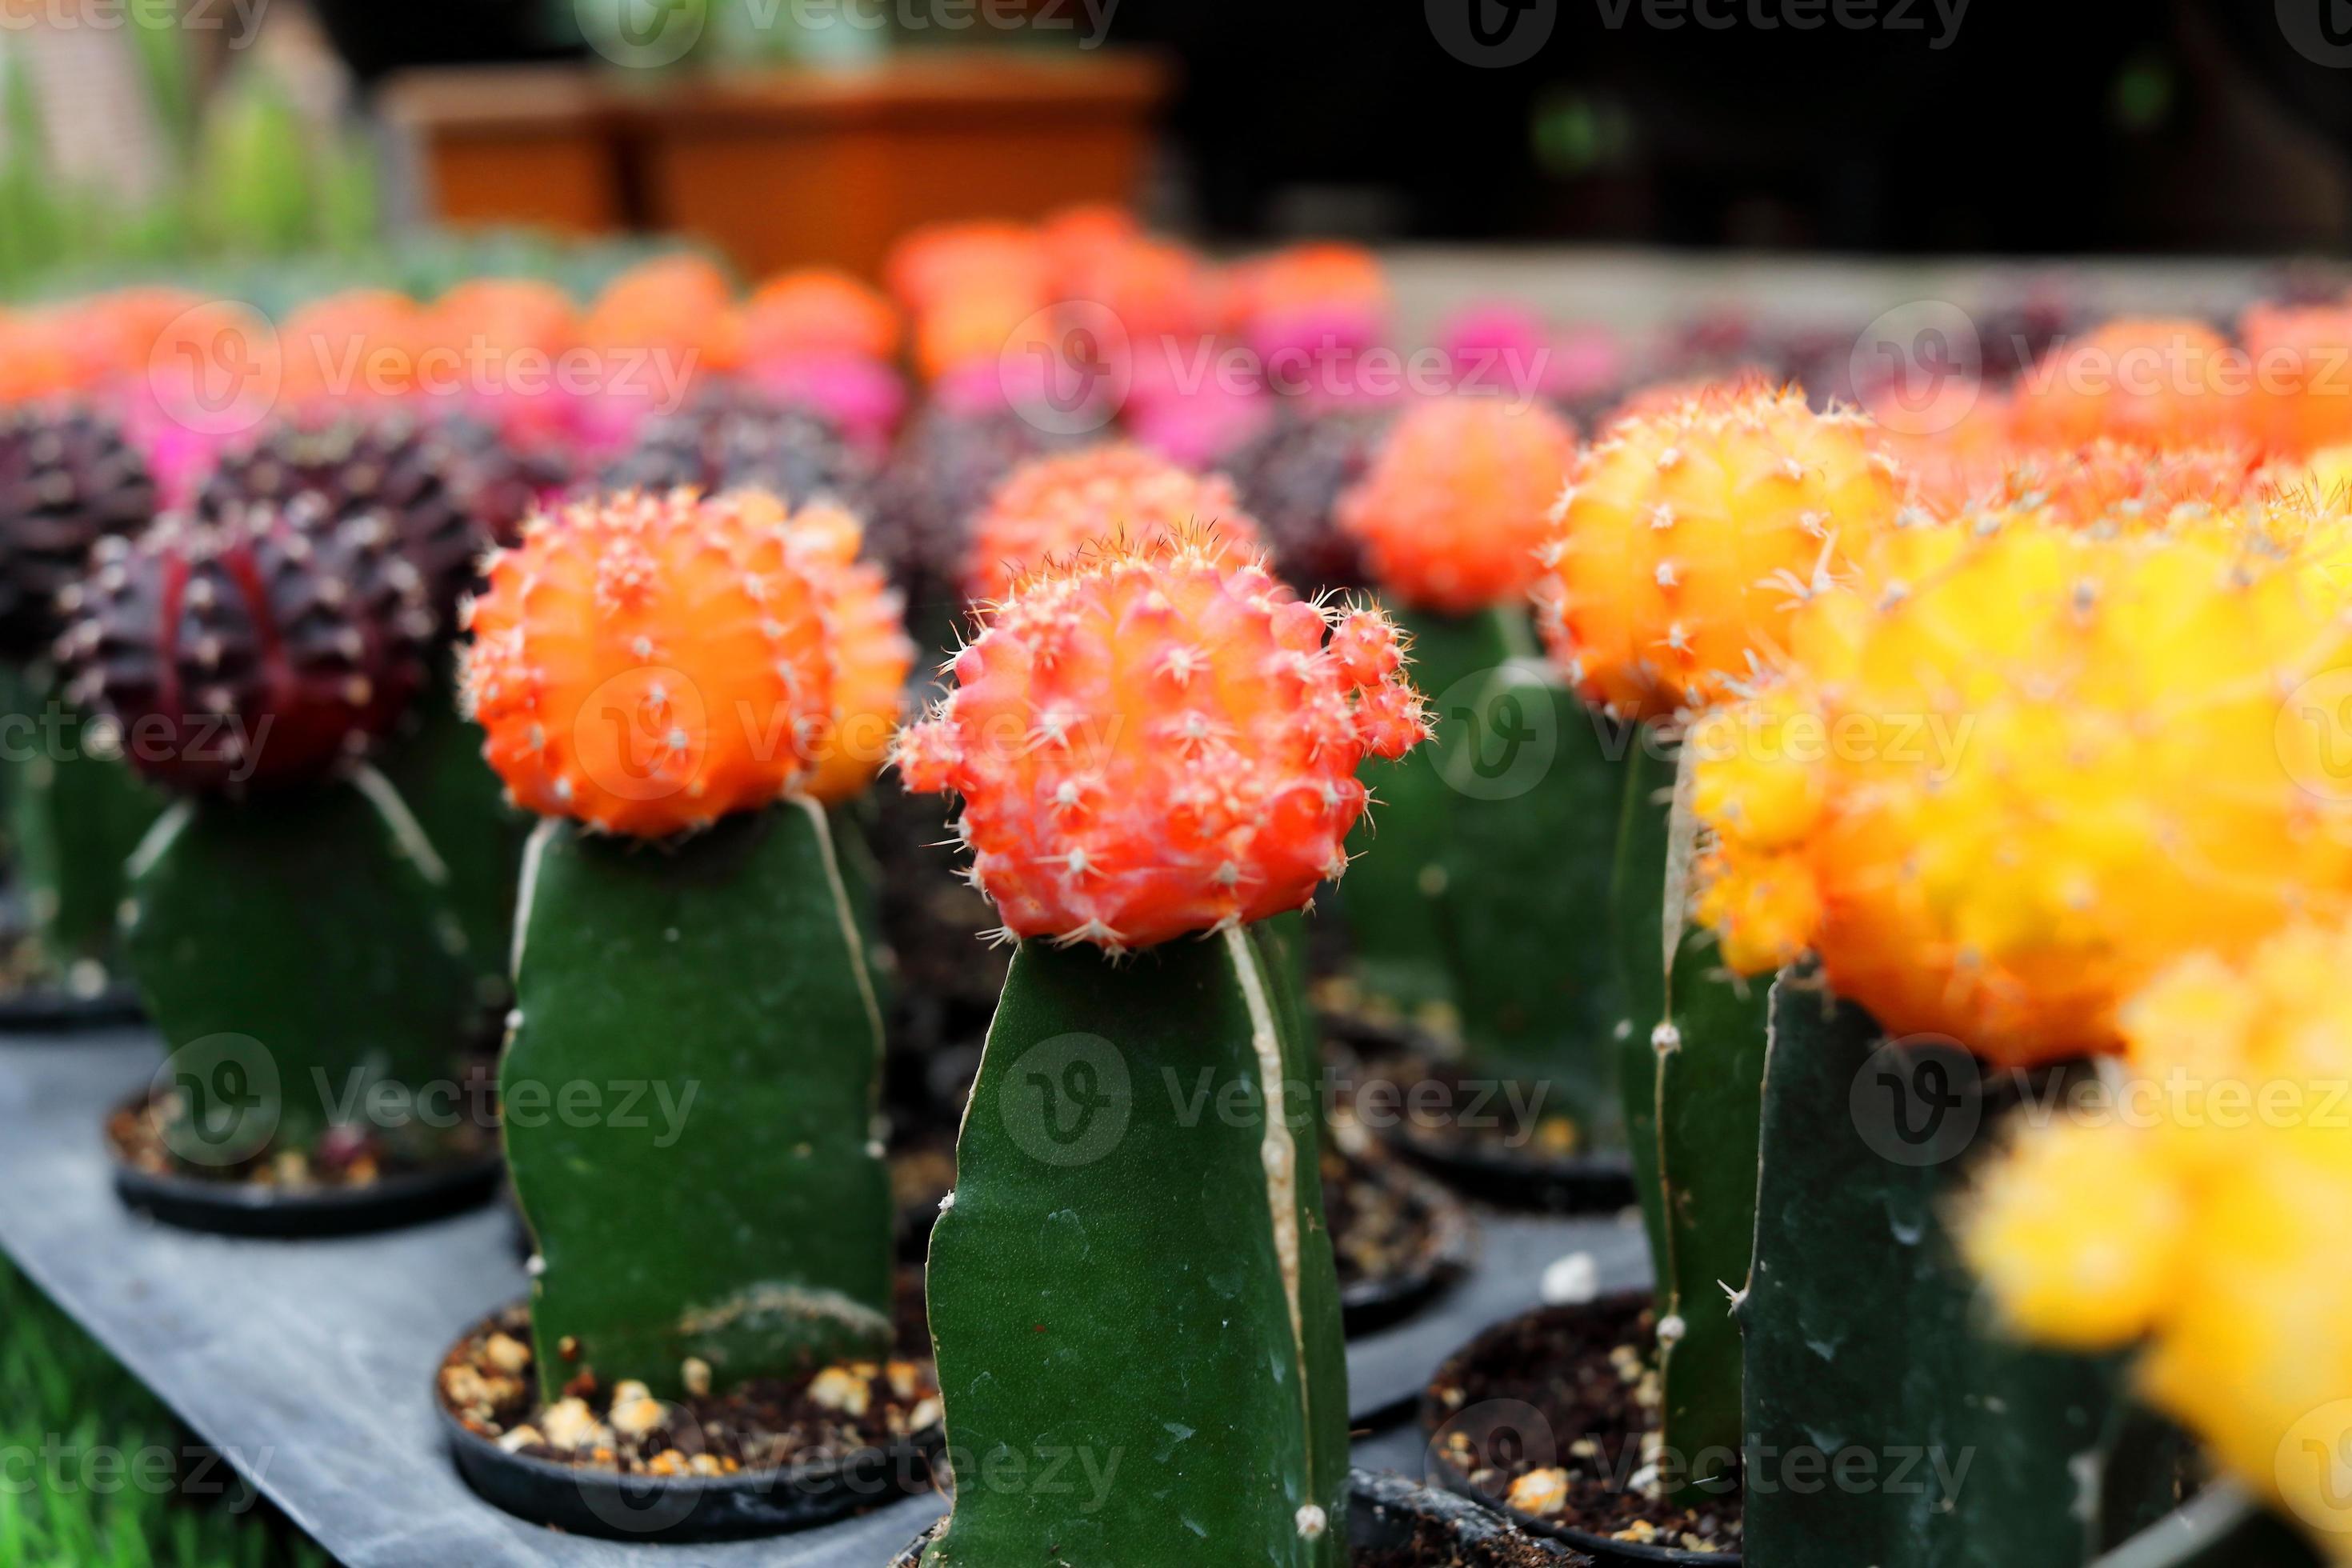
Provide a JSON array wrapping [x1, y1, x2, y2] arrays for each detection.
[[826, 795, 898, 1017], [2092, 1488, 2324, 1568], [1630, 741, 1770, 1498], [922, 928, 1349, 1567], [1342, 609, 1502, 1019], [1741, 971, 2139, 1567], [122, 773, 478, 1151], [0, 665, 161, 977], [1346, 605, 1629, 1149], [506, 799, 890, 1405], [1608, 732, 1678, 1272], [375, 675, 528, 1009]]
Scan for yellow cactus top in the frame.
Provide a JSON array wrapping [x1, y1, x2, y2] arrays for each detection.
[[1686, 519, 2352, 1066], [1537, 381, 1906, 723], [1966, 920, 2352, 1559]]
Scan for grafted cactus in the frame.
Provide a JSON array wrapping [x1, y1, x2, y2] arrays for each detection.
[[66, 504, 475, 1154], [1331, 396, 1628, 1155], [961, 442, 1263, 604], [467, 488, 904, 1402], [0, 406, 163, 989], [1538, 380, 1906, 1504], [898, 535, 1427, 1563], [1682, 518, 2352, 1562]]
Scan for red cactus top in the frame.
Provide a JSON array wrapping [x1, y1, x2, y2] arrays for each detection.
[[898, 535, 1430, 950], [965, 443, 1266, 603], [1336, 396, 1577, 615]]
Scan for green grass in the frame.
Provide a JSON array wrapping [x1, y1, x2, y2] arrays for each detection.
[[0, 1259, 336, 1568]]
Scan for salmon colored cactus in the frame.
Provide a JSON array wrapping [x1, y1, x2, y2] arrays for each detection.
[[742, 270, 901, 364], [966, 443, 1264, 602], [885, 222, 1050, 315], [1966, 919, 2352, 1560], [896, 534, 1430, 950], [1945, 439, 2274, 529], [2242, 298, 2352, 458], [278, 290, 427, 406], [720, 492, 914, 805], [430, 279, 580, 363], [2009, 318, 2250, 453], [582, 254, 742, 374], [1336, 395, 1576, 614], [1538, 380, 1905, 722], [464, 490, 838, 838], [1686, 522, 2352, 1066]]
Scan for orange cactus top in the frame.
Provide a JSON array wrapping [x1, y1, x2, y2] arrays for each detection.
[[582, 254, 742, 374], [277, 290, 428, 406], [2009, 318, 2251, 454], [429, 278, 581, 364], [465, 490, 842, 838], [1538, 380, 1906, 722], [742, 269, 901, 362], [1336, 395, 1577, 615], [897, 535, 1430, 950], [966, 443, 1265, 602], [723, 493, 914, 804]]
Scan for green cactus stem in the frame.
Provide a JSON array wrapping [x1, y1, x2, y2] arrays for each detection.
[[122, 770, 478, 1154], [922, 926, 1350, 1566], [1738, 970, 2163, 1566], [1606, 737, 1768, 1501], [0, 662, 160, 986], [506, 797, 890, 1406], [1342, 604, 1627, 1151], [376, 668, 529, 1017], [2092, 1489, 2324, 1568]]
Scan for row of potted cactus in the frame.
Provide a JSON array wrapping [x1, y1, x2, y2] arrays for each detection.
[[5, 227, 2352, 1566]]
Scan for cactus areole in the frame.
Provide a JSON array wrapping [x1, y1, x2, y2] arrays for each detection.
[[899, 536, 1427, 1564], [469, 486, 905, 1402]]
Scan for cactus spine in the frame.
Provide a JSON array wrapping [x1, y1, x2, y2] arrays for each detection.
[[505, 800, 890, 1402], [921, 930, 1349, 1566]]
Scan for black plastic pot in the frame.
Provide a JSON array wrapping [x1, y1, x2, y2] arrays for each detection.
[[1326, 1014, 1636, 1217], [1422, 1299, 1740, 1567], [0, 979, 143, 1030], [1335, 1150, 1479, 1336], [111, 1151, 504, 1238], [439, 1361, 943, 1543], [891, 1468, 1594, 1566]]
